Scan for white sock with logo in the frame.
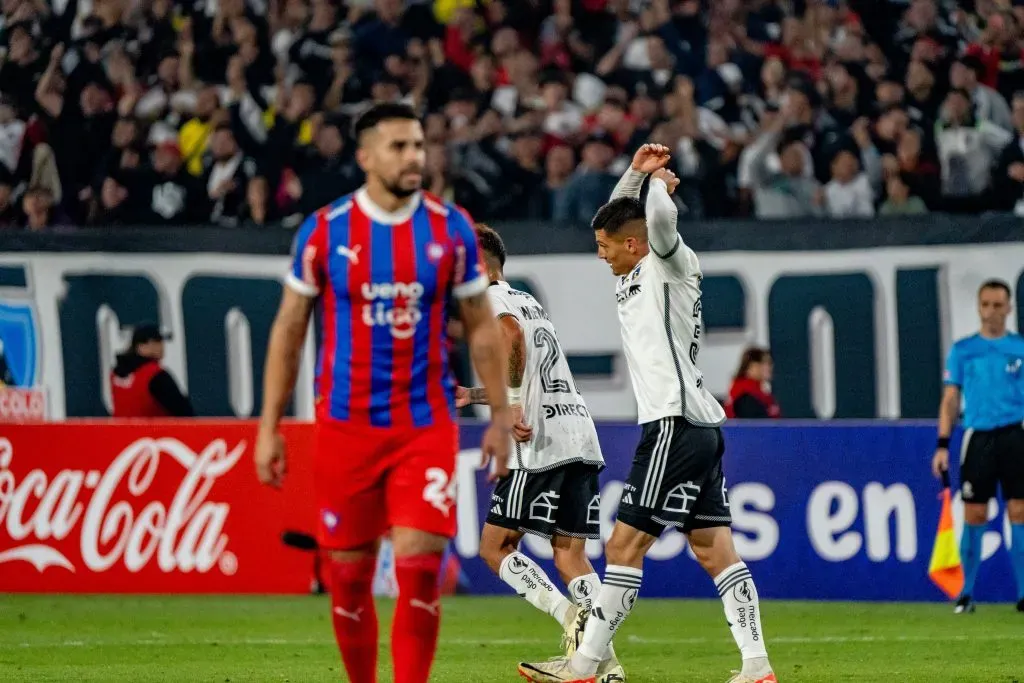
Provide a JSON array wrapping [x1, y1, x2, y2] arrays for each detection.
[[499, 552, 572, 625], [571, 565, 642, 675], [568, 572, 601, 613], [715, 561, 770, 676]]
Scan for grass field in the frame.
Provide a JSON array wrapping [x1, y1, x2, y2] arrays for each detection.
[[1, 595, 1023, 682]]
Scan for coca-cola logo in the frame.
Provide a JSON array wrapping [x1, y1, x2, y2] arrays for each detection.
[[0, 436, 244, 576]]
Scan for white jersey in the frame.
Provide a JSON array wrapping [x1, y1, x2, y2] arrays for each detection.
[[487, 281, 605, 472], [610, 170, 727, 427]]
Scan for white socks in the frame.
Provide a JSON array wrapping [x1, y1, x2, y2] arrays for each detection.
[[715, 561, 770, 676], [571, 565, 642, 675], [499, 552, 572, 625], [568, 572, 600, 612]]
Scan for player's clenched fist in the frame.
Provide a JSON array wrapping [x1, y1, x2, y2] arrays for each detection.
[[631, 143, 671, 174], [652, 167, 680, 194], [255, 427, 287, 488]]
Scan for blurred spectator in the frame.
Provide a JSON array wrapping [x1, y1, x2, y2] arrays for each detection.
[[724, 347, 780, 420], [554, 133, 618, 225], [284, 117, 361, 218], [934, 88, 1011, 212], [826, 148, 874, 218], [743, 101, 824, 219], [531, 143, 575, 220], [994, 92, 1024, 214], [880, 172, 929, 215], [20, 184, 62, 230], [882, 126, 941, 210], [950, 54, 1012, 131], [205, 124, 260, 226]]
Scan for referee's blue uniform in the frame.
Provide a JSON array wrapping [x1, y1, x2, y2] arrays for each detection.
[[944, 331, 1024, 603]]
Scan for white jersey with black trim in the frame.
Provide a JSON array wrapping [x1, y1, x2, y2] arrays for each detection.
[[609, 169, 726, 427], [487, 281, 605, 471]]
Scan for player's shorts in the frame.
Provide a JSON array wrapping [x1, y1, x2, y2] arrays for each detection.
[[486, 461, 602, 540], [617, 416, 731, 537], [959, 422, 1024, 503], [313, 418, 459, 550]]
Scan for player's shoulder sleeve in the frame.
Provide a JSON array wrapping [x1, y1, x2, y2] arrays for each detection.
[[286, 209, 330, 298], [943, 337, 969, 387], [440, 200, 488, 300], [645, 178, 699, 278], [487, 285, 520, 320]]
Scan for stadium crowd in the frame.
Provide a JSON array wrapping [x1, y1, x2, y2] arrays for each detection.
[[2, 0, 1024, 230]]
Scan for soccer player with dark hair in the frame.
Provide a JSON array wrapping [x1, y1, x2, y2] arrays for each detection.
[[519, 144, 776, 683], [456, 223, 624, 682], [932, 279, 1024, 614], [255, 102, 514, 683]]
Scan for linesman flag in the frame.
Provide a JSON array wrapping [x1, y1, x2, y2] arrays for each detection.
[[928, 470, 964, 599]]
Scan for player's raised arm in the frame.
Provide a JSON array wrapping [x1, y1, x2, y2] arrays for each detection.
[[646, 169, 681, 260], [610, 143, 670, 200]]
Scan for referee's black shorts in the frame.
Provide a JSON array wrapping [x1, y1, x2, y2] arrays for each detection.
[[960, 423, 1024, 503]]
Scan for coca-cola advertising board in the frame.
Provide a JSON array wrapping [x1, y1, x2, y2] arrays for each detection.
[[0, 421, 317, 593]]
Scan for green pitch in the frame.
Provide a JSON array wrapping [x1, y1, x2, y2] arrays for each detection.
[[1, 595, 1022, 682]]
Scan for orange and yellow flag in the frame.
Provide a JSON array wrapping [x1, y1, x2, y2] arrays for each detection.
[[928, 476, 964, 599]]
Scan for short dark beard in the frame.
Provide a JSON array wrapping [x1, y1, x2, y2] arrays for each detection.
[[384, 179, 420, 198]]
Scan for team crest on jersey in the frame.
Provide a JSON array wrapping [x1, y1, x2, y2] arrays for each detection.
[[427, 242, 445, 264]]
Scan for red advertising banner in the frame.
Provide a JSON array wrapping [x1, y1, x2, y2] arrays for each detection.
[[0, 421, 318, 593]]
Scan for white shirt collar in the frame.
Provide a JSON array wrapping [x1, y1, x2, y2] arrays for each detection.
[[354, 187, 421, 224]]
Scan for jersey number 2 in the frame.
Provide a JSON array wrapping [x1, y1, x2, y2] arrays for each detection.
[[533, 328, 575, 394]]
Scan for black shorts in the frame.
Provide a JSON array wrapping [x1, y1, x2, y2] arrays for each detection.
[[486, 461, 602, 539], [617, 416, 732, 537], [960, 423, 1024, 502]]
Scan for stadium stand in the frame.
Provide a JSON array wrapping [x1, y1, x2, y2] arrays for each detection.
[[1, 0, 1023, 229]]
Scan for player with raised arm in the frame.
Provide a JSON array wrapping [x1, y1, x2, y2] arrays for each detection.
[[454, 224, 624, 682], [518, 145, 776, 683], [931, 280, 1024, 614], [254, 103, 513, 683]]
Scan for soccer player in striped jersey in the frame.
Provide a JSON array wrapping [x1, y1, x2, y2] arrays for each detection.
[[255, 103, 514, 683], [519, 145, 776, 683]]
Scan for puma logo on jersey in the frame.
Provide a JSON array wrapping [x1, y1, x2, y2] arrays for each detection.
[[410, 599, 440, 616], [333, 606, 363, 622], [616, 284, 641, 303], [336, 244, 361, 264]]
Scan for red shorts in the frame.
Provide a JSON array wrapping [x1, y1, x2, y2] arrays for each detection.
[[313, 418, 459, 550]]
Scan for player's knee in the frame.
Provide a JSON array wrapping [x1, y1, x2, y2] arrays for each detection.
[[603, 527, 648, 567], [964, 503, 989, 525], [551, 543, 588, 581], [688, 527, 740, 577], [479, 527, 519, 573], [1007, 499, 1024, 523]]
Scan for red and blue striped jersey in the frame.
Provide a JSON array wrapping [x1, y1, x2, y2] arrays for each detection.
[[286, 188, 487, 427]]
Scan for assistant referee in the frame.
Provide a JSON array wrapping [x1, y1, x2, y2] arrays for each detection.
[[932, 279, 1024, 614]]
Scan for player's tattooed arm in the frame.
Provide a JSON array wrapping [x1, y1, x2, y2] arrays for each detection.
[[469, 387, 488, 404], [500, 316, 526, 389], [458, 292, 510, 412]]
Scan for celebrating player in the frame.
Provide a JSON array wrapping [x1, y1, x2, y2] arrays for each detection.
[[255, 103, 514, 683], [454, 224, 624, 682], [931, 280, 1024, 614], [518, 145, 776, 683]]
